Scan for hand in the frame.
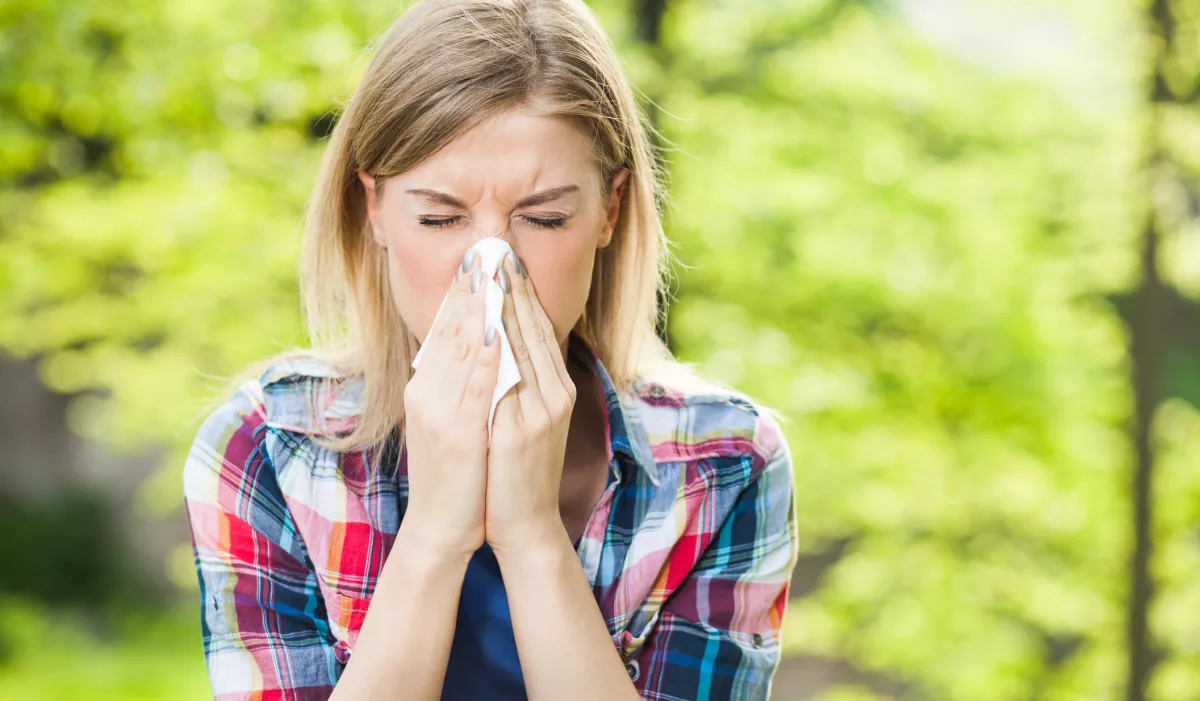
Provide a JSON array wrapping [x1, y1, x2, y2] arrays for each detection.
[[401, 248, 501, 559], [484, 251, 577, 556]]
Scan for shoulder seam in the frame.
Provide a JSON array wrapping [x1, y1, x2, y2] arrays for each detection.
[[640, 394, 774, 464]]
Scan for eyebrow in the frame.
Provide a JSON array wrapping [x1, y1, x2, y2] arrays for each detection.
[[404, 185, 580, 209]]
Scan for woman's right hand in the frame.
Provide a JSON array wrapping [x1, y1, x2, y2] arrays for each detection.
[[334, 248, 497, 700], [399, 247, 500, 560]]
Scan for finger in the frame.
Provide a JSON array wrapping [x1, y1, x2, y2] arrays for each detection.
[[460, 321, 501, 423], [506, 252, 568, 408], [415, 249, 482, 397], [417, 248, 476, 362], [492, 374, 520, 435], [456, 254, 489, 363], [522, 265, 574, 401], [499, 259, 541, 425]]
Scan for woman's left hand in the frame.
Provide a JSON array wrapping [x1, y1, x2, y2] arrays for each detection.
[[485, 251, 577, 556]]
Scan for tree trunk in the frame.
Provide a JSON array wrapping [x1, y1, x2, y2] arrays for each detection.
[[1127, 1, 1173, 699]]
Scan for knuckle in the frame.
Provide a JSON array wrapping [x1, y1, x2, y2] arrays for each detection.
[[452, 340, 470, 362], [526, 414, 551, 435], [554, 393, 575, 416], [514, 342, 530, 360], [467, 380, 489, 403]]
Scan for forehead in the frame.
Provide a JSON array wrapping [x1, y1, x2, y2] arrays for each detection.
[[397, 109, 599, 193]]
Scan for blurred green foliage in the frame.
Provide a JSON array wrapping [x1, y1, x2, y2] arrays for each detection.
[[2, 0, 1199, 700], [0, 601, 208, 701], [0, 489, 132, 608]]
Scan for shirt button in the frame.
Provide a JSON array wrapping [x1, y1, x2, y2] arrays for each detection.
[[647, 384, 665, 399], [625, 659, 640, 681], [752, 633, 764, 649]]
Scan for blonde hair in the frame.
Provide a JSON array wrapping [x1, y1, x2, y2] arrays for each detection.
[[208, 0, 770, 456]]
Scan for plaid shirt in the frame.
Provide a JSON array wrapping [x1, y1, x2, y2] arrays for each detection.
[[183, 340, 798, 700]]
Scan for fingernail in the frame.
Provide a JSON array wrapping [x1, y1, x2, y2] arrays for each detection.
[[485, 326, 497, 346], [517, 257, 528, 279], [501, 316, 507, 331], [461, 248, 476, 274], [497, 267, 511, 294], [471, 269, 484, 293]]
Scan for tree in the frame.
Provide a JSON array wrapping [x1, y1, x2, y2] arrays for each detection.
[[649, 0, 1192, 698], [2, 1, 1200, 699]]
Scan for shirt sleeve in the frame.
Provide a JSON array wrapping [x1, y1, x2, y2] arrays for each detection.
[[182, 379, 341, 701], [632, 416, 799, 700]]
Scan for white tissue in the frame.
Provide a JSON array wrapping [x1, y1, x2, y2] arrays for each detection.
[[411, 237, 520, 437]]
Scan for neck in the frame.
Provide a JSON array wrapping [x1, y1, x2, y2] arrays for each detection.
[[563, 341, 609, 471]]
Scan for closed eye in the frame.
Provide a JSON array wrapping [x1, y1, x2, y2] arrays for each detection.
[[417, 216, 462, 229], [523, 215, 567, 230], [417, 215, 567, 230]]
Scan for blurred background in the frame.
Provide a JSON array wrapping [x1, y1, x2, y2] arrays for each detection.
[[0, 0, 1197, 699]]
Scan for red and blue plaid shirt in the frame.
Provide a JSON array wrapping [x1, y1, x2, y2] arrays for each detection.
[[183, 338, 798, 700]]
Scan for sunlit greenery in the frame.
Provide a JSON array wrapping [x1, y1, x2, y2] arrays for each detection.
[[2, 0, 1198, 699], [0, 601, 208, 701]]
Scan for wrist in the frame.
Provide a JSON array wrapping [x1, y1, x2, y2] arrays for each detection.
[[373, 524, 472, 606], [395, 508, 480, 566], [489, 517, 571, 563]]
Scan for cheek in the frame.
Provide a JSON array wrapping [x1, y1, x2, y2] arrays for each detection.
[[527, 243, 596, 342], [383, 232, 461, 338]]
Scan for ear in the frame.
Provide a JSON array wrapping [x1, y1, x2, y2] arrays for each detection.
[[357, 170, 387, 247], [600, 168, 630, 249]]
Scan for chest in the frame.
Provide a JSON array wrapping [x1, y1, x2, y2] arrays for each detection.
[[270, 437, 729, 667], [558, 452, 612, 544]]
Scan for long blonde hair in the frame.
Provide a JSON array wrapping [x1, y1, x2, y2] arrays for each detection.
[[224, 0, 693, 454]]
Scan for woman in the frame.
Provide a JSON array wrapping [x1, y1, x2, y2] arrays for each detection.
[[182, 0, 798, 699]]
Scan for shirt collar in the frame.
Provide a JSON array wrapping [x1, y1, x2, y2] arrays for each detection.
[[570, 333, 659, 486], [332, 333, 660, 486]]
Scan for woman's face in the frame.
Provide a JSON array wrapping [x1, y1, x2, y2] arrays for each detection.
[[358, 108, 630, 353]]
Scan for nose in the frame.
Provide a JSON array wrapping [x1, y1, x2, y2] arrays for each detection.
[[472, 227, 515, 251], [467, 224, 515, 246]]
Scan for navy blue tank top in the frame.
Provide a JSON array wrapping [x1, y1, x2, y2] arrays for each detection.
[[440, 479, 611, 699], [441, 537, 595, 700]]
